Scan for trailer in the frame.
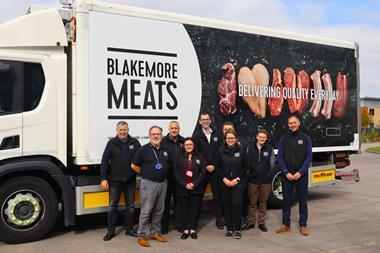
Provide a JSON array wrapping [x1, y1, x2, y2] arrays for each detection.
[[0, 0, 360, 243]]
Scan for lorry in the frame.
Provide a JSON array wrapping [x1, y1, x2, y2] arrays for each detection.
[[0, 0, 360, 244]]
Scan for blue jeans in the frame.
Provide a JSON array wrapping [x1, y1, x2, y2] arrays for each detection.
[[107, 180, 136, 232], [281, 174, 308, 227]]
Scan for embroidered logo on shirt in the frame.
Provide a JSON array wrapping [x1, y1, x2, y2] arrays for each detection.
[[196, 159, 200, 164], [298, 140, 303, 145], [129, 145, 134, 149], [263, 151, 268, 156], [234, 152, 240, 157], [163, 151, 168, 156], [213, 137, 218, 142]]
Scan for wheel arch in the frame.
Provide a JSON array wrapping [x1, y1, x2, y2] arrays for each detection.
[[0, 156, 75, 227]]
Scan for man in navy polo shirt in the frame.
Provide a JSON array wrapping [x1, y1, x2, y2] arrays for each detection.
[[132, 126, 169, 247]]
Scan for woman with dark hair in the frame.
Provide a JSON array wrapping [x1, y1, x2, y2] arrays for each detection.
[[173, 137, 206, 239], [215, 129, 248, 239]]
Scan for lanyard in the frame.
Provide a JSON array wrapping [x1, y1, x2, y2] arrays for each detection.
[[151, 147, 161, 164]]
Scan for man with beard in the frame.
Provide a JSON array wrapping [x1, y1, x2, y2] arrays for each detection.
[[132, 126, 170, 247]]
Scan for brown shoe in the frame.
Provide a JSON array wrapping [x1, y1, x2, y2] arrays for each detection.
[[276, 225, 291, 233], [151, 233, 168, 242], [137, 237, 150, 247], [299, 226, 309, 236]]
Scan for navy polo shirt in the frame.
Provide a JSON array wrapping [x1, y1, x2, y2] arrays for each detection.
[[132, 143, 169, 182]]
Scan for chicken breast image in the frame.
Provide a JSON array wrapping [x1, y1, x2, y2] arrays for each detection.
[[252, 64, 269, 118], [238, 66, 260, 116]]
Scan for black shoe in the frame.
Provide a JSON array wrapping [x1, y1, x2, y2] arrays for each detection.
[[161, 227, 169, 235], [241, 216, 249, 227], [225, 231, 233, 238], [258, 224, 268, 232], [242, 223, 255, 230], [190, 232, 198, 239], [234, 231, 242, 239], [181, 232, 190, 240], [103, 232, 115, 241], [125, 227, 138, 237], [216, 220, 224, 230]]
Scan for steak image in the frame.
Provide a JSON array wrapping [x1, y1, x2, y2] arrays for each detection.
[[268, 68, 284, 117], [284, 67, 297, 113], [297, 70, 310, 114], [217, 63, 237, 115]]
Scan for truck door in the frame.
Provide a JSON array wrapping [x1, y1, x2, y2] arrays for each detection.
[[0, 60, 23, 159]]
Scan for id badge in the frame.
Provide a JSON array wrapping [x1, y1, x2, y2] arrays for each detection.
[[186, 170, 193, 177], [155, 163, 163, 170]]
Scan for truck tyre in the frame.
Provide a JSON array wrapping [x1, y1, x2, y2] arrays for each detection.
[[0, 176, 58, 244], [267, 171, 283, 209]]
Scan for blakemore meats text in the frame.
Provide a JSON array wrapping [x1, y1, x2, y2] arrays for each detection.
[[107, 57, 178, 110]]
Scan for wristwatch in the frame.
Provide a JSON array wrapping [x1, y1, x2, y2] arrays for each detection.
[[236, 178, 241, 183]]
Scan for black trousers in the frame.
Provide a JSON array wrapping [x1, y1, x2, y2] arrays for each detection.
[[221, 186, 245, 231], [205, 172, 223, 222], [107, 180, 136, 232], [162, 178, 181, 229], [281, 175, 308, 227], [178, 194, 203, 230]]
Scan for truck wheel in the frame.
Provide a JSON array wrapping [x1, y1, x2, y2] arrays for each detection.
[[267, 171, 283, 209], [0, 176, 58, 244]]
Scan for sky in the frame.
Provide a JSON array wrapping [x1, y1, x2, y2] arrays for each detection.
[[1, 0, 380, 97]]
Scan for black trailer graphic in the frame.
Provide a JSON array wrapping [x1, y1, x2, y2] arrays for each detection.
[[185, 24, 358, 148]]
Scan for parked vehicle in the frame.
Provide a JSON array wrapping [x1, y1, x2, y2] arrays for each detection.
[[0, 0, 360, 243]]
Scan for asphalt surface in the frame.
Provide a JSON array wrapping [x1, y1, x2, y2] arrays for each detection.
[[1, 143, 380, 253]]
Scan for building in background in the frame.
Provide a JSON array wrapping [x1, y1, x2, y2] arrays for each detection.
[[360, 97, 380, 128]]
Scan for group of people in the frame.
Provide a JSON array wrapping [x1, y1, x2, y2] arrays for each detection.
[[99, 113, 312, 247]]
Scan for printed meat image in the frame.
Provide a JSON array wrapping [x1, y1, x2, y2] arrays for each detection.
[[252, 64, 269, 118], [321, 73, 333, 119], [217, 63, 237, 115], [284, 67, 297, 113], [239, 66, 261, 117], [268, 68, 283, 116], [333, 72, 349, 119], [297, 70, 310, 114], [309, 70, 323, 117]]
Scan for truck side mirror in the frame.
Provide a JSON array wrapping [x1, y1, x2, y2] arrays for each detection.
[[0, 62, 11, 77]]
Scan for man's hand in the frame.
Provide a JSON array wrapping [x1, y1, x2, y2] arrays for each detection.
[[229, 178, 239, 187], [131, 163, 141, 174], [100, 180, 109, 191], [223, 178, 231, 187], [206, 165, 215, 173], [186, 183, 194, 190], [293, 172, 302, 180], [286, 173, 294, 181]]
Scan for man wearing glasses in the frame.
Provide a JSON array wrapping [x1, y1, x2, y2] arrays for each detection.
[[132, 126, 170, 247]]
